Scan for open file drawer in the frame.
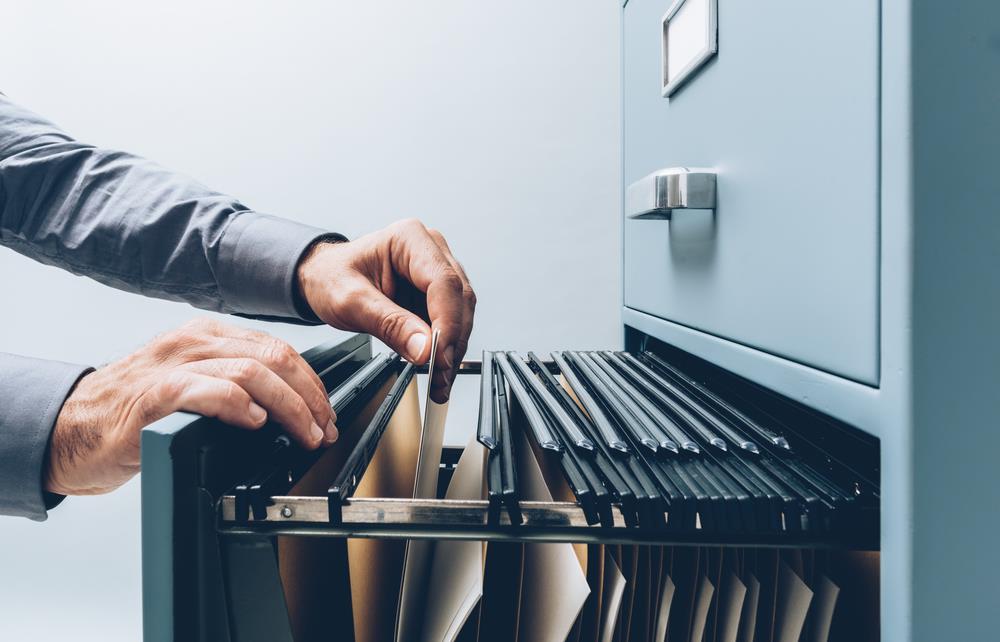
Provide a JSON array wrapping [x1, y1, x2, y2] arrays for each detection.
[[142, 334, 880, 642]]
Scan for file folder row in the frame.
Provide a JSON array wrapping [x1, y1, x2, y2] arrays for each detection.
[[218, 344, 880, 642], [228, 348, 878, 546], [478, 350, 877, 539]]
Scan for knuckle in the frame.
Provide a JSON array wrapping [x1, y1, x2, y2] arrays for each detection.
[[260, 341, 292, 369], [160, 371, 190, 397], [183, 317, 218, 333], [220, 382, 244, 406], [391, 217, 426, 238], [293, 397, 314, 423], [308, 387, 330, 416], [152, 327, 207, 361], [150, 329, 182, 353], [271, 343, 298, 370], [271, 385, 287, 407], [438, 269, 464, 293], [377, 309, 410, 341], [242, 327, 273, 344], [463, 286, 478, 308], [231, 358, 260, 383]]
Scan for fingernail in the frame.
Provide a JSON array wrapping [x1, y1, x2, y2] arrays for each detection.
[[309, 422, 324, 445], [248, 402, 267, 424], [406, 333, 428, 362], [443, 345, 456, 370], [324, 419, 339, 444]]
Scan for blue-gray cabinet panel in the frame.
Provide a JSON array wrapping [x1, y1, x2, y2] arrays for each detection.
[[623, 0, 880, 384]]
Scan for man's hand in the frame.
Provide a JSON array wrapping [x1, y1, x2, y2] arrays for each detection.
[[44, 318, 337, 496], [296, 219, 476, 403]]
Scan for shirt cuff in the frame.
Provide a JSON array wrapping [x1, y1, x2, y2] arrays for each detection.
[[216, 212, 346, 321], [0, 353, 91, 521]]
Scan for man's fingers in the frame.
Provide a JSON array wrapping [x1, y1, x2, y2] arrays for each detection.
[[130, 371, 269, 464], [425, 228, 476, 361], [173, 320, 335, 441], [182, 358, 331, 448], [384, 221, 469, 402], [425, 228, 476, 402], [216, 335, 335, 437], [334, 281, 433, 364], [388, 222, 465, 359]]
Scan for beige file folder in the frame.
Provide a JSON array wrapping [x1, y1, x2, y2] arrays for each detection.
[[397, 330, 450, 641], [419, 439, 487, 642], [347, 377, 423, 642], [513, 413, 591, 642]]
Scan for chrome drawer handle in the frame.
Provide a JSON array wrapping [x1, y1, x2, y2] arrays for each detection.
[[625, 167, 716, 219]]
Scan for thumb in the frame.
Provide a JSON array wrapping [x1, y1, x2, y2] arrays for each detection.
[[349, 287, 432, 363]]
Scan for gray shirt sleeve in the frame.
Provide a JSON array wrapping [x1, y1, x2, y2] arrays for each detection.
[[0, 354, 91, 520], [0, 93, 340, 319], [0, 94, 343, 520]]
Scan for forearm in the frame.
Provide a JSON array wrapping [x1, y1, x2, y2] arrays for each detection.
[[0, 94, 340, 320], [0, 352, 91, 520]]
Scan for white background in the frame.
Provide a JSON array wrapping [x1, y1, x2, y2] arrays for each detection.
[[0, 1, 621, 640]]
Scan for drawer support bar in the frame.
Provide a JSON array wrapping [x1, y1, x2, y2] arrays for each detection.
[[217, 495, 877, 549]]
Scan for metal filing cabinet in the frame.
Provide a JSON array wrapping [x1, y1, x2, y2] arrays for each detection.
[[620, 0, 1000, 640]]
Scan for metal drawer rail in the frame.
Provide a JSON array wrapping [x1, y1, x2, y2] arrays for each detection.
[[217, 495, 876, 549]]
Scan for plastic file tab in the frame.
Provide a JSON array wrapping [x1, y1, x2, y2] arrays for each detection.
[[477, 351, 497, 450], [327, 362, 415, 524]]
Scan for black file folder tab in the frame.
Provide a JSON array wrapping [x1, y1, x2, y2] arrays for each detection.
[[587, 351, 693, 454], [507, 352, 594, 452], [641, 350, 792, 451], [488, 360, 522, 526], [329, 352, 397, 415], [219, 341, 878, 550], [327, 361, 415, 524], [551, 351, 629, 453], [494, 352, 562, 452], [566, 351, 661, 454], [610, 351, 757, 453], [517, 352, 612, 526], [477, 351, 497, 450]]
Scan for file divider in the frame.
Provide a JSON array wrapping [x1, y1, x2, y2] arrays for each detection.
[[494, 352, 562, 453], [610, 351, 756, 453], [526, 351, 626, 527], [613, 351, 761, 454], [640, 351, 791, 451], [536, 352, 642, 526], [506, 352, 594, 452], [328, 353, 397, 416], [551, 351, 629, 453], [504, 352, 603, 525], [561, 352, 672, 529], [477, 351, 497, 450], [582, 351, 685, 453], [566, 351, 661, 455], [327, 362, 415, 525], [493, 361, 523, 526]]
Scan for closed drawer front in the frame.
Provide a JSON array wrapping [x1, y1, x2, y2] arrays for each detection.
[[623, 0, 880, 384]]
